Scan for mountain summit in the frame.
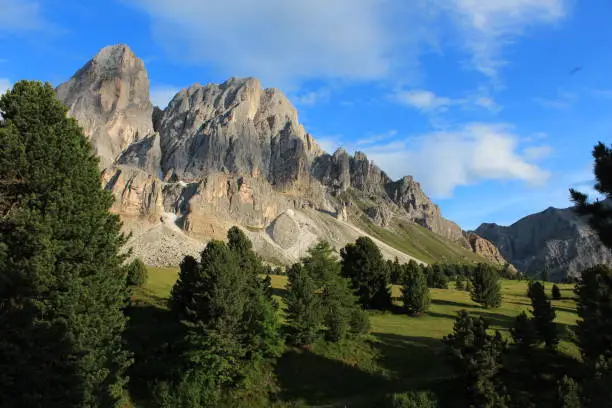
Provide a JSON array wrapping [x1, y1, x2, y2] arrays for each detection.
[[55, 44, 508, 268]]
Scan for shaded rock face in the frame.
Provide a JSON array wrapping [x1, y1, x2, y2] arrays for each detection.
[[56, 45, 154, 169], [475, 207, 612, 281], [464, 232, 513, 268], [157, 78, 322, 187]]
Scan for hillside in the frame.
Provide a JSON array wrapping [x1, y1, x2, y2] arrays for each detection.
[[54, 43, 508, 268]]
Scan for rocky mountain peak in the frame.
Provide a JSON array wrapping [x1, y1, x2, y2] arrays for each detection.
[[56, 44, 153, 168]]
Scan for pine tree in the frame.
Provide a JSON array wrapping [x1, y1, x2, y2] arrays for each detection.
[[340, 237, 391, 310], [443, 311, 509, 408], [402, 266, 430, 315], [455, 275, 465, 291], [528, 282, 558, 350], [470, 263, 502, 308], [556, 376, 581, 408], [575, 265, 612, 407], [511, 311, 538, 353], [126, 258, 148, 287], [303, 241, 365, 342], [570, 142, 612, 249], [552, 284, 562, 300], [0, 81, 131, 407], [285, 263, 323, 346]]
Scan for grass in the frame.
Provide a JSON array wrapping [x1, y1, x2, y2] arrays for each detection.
[[132, 267, 580, 407], [355, 216, 486, 265]]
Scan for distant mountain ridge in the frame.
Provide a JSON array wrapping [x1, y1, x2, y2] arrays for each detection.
[[475, 205, 612, 281], [54, 44, 508, 267]]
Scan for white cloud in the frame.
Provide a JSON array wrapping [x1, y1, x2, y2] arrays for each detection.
[[441, 0, 566, 77], [356, 130, 398, 146], [361, 123, 550, 198], [0, 78, 11, 95], [130, 0, 397, 87], [534, 89, 577, 109], [0, 0, 45, 32], [394, 90, 454, 112], [293, 88, 331, 107], [393, 88, 501, 113], [150, 85, 180, 109], [522, 145, 553, 161]]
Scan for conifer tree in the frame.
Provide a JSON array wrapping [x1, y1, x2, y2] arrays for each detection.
[[556, 376, 581, 408], [470, 263, 502, 308], [340, 237, 391, 310], [528, 282, 558, 350], [285, 263, 323, 346], [0, 81, 131, 407], [443, 311, 509, 408], [570, 142, 612, 249], [552, 284, 562, 300], [402, 266, 430, 315], [455, 275, 465, 291], [126, 258, 148, 287], [511, 311, 538, 353]]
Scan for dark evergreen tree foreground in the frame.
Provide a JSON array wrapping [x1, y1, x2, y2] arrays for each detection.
[[443, 311, 509, 408], [341, 237, 392, 310], [470, 263, 502, 308], [528, 282, 558, 350], [556, 376, 581, 408], [285, 263, 324, 346], [511, 311, 538, 353], [571, 142, 612, 249], [390, 390, 438, 408], [575, 265, 612, 407], [552, 284, 562, 300], [165, 230, 283, 406], [401, 266, 430, 315], [0, 81, 131, 407]]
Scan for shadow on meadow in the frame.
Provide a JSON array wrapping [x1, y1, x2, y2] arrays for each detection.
[[124, 302, 186, 407]]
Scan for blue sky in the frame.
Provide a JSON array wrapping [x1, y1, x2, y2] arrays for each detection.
[[1, 0, 611, 230]]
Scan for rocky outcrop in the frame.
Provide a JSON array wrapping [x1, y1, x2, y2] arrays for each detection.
[[475, 206, 612, 281], [56, 45, 154, 169], [464, 232, 513, 268], [157, 77, 322, 188]]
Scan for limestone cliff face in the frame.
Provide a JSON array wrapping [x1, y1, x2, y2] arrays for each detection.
[[313, 149, 465, 243], [56, 45, 154, 169], [475, 206, 612, 281], [157, 78, 322, 189], [464, 232, 513, 268]]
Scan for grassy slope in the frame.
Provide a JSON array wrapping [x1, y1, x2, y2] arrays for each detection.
[[132, 267, 580, 407], [355, 216, 486, 265]]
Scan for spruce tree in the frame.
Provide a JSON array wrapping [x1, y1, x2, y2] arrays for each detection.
[[340, 237, 391, 310], [126, 258, 148, 287], [402, 266, 430, 315], [556, 376, 581, 408], [552, 284, 562, 300], [511, 311, 538, 353], [455, 275, 465, 291], [575, 265, 612, 407], [528, 282, 558, 350], [570, 142, 612, 249], [0, 81, 131, 407], [285, 263, 323, 346], [470, 263, 502, 308], [443, 311, 509, 408]]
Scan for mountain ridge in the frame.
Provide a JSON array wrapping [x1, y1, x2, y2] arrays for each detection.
[[55, 44, 509, 268]]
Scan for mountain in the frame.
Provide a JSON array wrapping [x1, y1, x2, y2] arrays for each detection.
[[55, 44, 508, 267], [475, 206, 612, 281]]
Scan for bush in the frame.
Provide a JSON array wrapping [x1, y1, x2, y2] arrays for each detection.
[[350, 309, 371, 335], [127, 258, 148, 287], [552, 284, 562, 300], [390, 391, 437, 408]]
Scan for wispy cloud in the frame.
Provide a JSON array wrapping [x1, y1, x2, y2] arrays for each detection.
[[0, 0, 46, 32], [534, 89, 577, 109], [150, 84, 180, 108], [292, 88, 331, 107], [393, 88, 501, 114], [355, 130, 398, 146], [440, 0, 567, 77], [522, 145, 553, 161], [592, 89, 612, 99], [351, 123, 550, 198]]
